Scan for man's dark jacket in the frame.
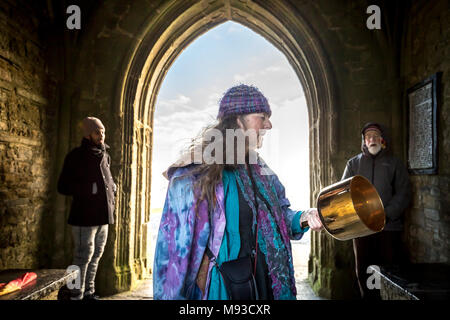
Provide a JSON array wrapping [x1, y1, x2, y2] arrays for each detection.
[[342, 123, 411, 231], [58, 138, 116, 226]]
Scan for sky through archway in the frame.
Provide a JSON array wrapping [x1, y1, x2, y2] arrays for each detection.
[[151, 21, 310, 211]]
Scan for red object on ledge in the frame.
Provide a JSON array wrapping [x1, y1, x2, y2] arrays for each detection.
[[0, 272, 37, 296]]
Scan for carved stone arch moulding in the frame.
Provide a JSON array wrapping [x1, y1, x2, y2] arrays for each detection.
[[117, 0, 338, 292]]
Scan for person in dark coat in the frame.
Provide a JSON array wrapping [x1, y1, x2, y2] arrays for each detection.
[[57, 116, 116, 300], [342, 122, 411, 300]]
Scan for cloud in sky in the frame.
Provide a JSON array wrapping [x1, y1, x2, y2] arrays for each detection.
[[151, 21, 309, 209]]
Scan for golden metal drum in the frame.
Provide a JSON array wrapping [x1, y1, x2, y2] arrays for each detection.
[[316, 175, 385, 241]]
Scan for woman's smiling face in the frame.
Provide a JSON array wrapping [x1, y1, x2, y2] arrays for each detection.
[[237, 112, 272, 149]]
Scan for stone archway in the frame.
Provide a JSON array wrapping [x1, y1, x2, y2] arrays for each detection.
[[3, 0, 445, 300], [118, 0, 338, 296], [61, 0, 403, 299]]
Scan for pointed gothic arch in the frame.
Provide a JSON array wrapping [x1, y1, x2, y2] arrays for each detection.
[[116, 0, 339, 296]]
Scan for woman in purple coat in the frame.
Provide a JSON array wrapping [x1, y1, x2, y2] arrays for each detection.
[[153, 84, 323, 300]]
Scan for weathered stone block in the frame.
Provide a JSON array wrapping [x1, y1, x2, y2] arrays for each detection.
[[424, 208, 440, 221], [422, 194, 441, 210]]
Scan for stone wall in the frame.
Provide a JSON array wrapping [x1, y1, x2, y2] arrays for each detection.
[[401, 0, 450, 263], [300, 0, 406, 299], [0, 0, 447, 300], [0, 1, 58, 269]]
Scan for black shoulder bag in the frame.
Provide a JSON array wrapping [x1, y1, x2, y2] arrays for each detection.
[[205, 165, 261, 300]]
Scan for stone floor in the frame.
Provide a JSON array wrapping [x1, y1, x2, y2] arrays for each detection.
[[291, 234, 325, 300], [102, 278, 154, 300], [103, 233, 325, 300]]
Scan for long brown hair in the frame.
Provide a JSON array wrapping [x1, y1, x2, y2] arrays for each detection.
[[176, 114, 252, 215]]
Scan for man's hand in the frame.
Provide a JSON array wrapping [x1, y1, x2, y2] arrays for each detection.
[[300, 208, 324, 232]]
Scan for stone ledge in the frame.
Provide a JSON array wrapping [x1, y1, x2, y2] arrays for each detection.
[[0, 269, 78, 300], [369, 264, 450, 300]]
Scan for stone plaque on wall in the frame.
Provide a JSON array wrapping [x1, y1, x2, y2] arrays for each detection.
[[407, 73, 440, 175]]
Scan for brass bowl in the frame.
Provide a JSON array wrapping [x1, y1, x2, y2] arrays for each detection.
[[316, 175, 385, 241]]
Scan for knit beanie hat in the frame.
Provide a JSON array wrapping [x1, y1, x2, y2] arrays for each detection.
[[82, 117, 105, 136], [361, 123, 382, 136], [217, 84, 271, 119], [361, 122, 387, 151]]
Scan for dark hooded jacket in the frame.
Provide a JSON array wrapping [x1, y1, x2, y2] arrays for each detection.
[[342, 123, 411, 231], [57, 138, 116, 226]]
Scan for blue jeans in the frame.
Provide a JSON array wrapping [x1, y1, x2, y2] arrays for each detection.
[[70, 225, 108, 300]]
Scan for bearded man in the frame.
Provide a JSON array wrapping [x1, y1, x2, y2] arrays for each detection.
[[342, 122, 411, 300]]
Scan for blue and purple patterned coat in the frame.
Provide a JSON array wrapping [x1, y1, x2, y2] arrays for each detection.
[[153, 156, 306, 300]]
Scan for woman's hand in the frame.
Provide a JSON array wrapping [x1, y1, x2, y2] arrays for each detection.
[[300, 208, 324, 232]]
